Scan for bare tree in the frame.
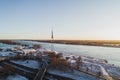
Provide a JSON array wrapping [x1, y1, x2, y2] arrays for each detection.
[[33, 44, 41, 49], [76, 56, 82, 69]]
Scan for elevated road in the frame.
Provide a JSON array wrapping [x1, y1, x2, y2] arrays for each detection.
[[0, 61, 37, 80], [34, 62, 47, 80]]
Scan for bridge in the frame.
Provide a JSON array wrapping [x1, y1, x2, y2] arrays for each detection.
[[0, 60, 48, 80], [34, 62, 47, 80]]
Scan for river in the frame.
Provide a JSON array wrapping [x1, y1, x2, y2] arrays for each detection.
[[5, 41, 120, 67], [0, 43, 16, 49], [38, 42, 120, 67]]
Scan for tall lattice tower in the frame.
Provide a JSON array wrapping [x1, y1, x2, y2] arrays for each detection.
[[51, 27, 54, 51]]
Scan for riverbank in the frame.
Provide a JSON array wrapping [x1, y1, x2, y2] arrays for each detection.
[[1, 40, 120, 48], [32, 40, 120, 48]]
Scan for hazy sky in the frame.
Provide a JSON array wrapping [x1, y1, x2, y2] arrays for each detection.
[[0, 0, 120, 40]]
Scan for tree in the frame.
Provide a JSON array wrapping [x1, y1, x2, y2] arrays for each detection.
[[33, 44, 41, 49], [76, 56, 82, 69], [58, 59, 68, 72], [51, 57, 58, 68], [48, 52, 58, 68]]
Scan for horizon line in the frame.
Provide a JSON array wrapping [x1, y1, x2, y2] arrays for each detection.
[[1, 39, 120, 41]]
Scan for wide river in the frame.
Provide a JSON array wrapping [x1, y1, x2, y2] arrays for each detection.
[[37, 42, 120, 67], [0, 43, 16, 49], [2, 41, 120, 67]]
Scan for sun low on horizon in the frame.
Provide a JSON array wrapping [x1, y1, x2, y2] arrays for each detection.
[[0, 0, 120, 40]]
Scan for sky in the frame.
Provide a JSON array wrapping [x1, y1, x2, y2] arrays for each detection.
[[0, 0, 120, 40]]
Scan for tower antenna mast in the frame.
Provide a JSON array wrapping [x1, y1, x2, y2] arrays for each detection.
[[51, 26, 54, 51]]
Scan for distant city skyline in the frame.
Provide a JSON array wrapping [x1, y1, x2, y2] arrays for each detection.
[[1, 0, 120, 40]]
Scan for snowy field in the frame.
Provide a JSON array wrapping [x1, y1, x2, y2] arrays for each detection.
[[11, 60, 41, 69], [0, 74, 28, 80], [68, 55, 120, 79], [48, 69, 99, 80], [0, 51, 16, 57]]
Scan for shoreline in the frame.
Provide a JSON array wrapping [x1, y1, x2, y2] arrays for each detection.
[[1, 40, 120, 48], [33, 40, 120, 48]]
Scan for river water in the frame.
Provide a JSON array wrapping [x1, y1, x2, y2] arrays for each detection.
[[0, 43, 16, 49], [38, 42, 120, 67], [2, 41, 120, 67]]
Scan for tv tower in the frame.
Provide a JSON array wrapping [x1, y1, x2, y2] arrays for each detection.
[[51, 27, 54, 51]]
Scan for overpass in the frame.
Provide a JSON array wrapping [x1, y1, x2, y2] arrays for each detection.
[[0, 60, 48, 80], [34, 62, 47, 80]]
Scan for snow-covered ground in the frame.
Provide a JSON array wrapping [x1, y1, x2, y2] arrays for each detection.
[[0, 74, 28, 80], [67, 55, 119, 79], [11, 60, 41, 69], [82, 56, 120, 79], [22, 49, 36, 55], [48, 69, 99, 80], [0, 51, 16, 57]]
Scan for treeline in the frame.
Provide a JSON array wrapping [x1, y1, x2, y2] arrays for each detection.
[[1, 40, 120, 47], [33, 40, 120, 47], [0, 40, 27, 46]]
